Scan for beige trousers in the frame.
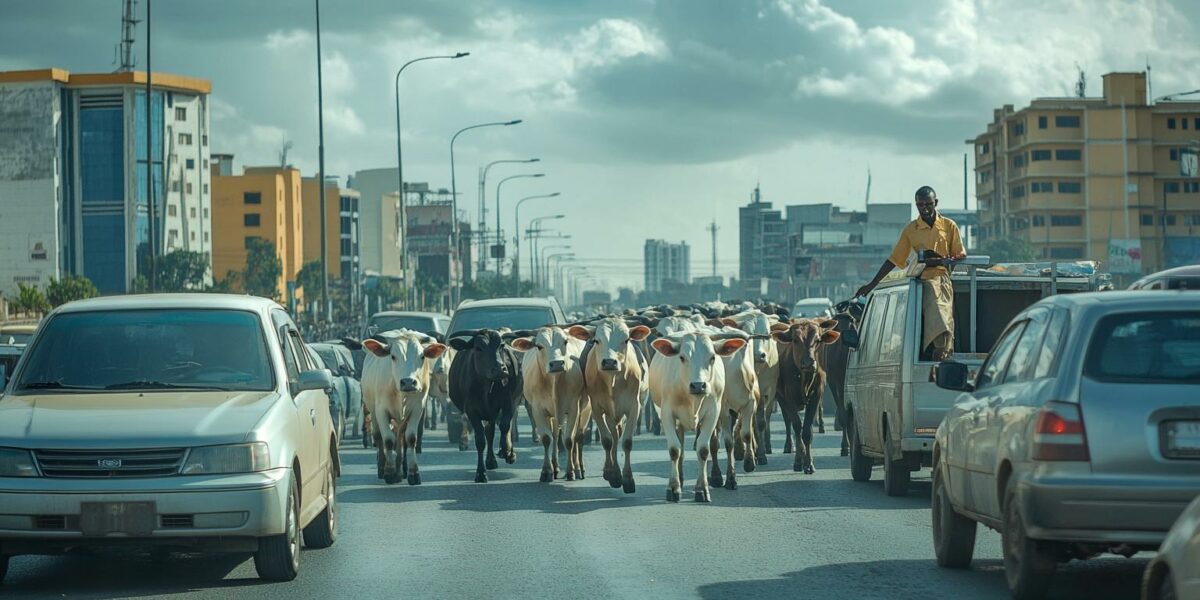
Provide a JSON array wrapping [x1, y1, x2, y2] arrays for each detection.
[[922, 275, 955, 358]]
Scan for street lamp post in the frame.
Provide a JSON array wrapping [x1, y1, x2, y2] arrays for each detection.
[[528, 218, 564, 288], [550, 256, 576, 298], [450, 119, 521, 303], [478, 158, 539, 272], [540, 246, 570, 291], [494, 173, 544, 275], [561, 265, 586, 306], [395, 51, 468, 309], [545, 252, 573, 296], [514, 193, 560, 284]]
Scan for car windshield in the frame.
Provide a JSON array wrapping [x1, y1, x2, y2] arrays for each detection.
[[1, 332, 33, 345], [793, 302, 831, 317], [12, 309, 274, 393], [369, 316, 438, 334], [450, 307, 555, 332], [1085, 312, 1200, 384], [312, 346, 339, 370]]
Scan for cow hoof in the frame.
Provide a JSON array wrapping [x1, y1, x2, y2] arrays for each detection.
[[841, 447, 850, 457], [486, 456, 498, 470], [783, 443, 794, 454], [765, 448, 773, 455], [376, 466, 385, 479], [416, 445, 422, 454], [407, 472, 421, 486], [459, 442, 470, 451], [666, 488, 681, 503], [565, 471, 576, 482], [622, 479, 636, 494], [805, 467, 815, 475], [607, 477, 622, 489], [505, 453, 516, 465], [793, 463, 804, 472], [756, 455, 767, 466], [818, 425, 826, 434], [539, 470, 553, 483], [384, 471, 401, 484], [734, 447, 745, 461], [725, 479, 738, 491], [708, 473, 724, 488], [474, 472, 489, 483], [744, 458, 757, 473], [579, 469, 586, 479], [694, 490, 711, 503]]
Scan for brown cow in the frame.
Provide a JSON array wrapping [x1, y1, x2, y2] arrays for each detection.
[[772, 318, 841, 474]]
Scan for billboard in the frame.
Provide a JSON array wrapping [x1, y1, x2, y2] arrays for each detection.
[[1107, 238, 1142, 275]]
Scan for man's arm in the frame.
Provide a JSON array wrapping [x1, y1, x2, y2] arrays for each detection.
[[948, 222, 966, 261], [855, 260, 895, 299]]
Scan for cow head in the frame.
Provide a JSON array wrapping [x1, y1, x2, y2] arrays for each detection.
[[723, 311, 779, 366], [771, 318, 840, 372], [448, 329, 520, 383], [568, 318, 650, 375], [509, 326, 578, 375], [652, 332, 747, 396], [362, 329, 448, 394]]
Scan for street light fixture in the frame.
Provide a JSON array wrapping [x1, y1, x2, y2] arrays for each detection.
[[545, 252, 574, 295], [478, 158, 539, 271], [513, 192, 560, 284], [551, 256, 577, 299], [495, 173, 545, 274], [395, 51, 469, 308], [540, 246, 571, 290], [528, 215, 565, 286], [450, 119, 522, 303]]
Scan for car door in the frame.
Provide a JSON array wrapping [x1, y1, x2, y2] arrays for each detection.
[[856, 292, 892, 455], [961, 319, 1026, 514], [275, 317, 325, 513]]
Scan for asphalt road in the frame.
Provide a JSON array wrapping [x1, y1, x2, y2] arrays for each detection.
[[4, 420, 1150, 600]]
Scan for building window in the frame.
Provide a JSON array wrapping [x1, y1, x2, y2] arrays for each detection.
[[340, 216, 351, 234], [244, 236, 259, 249], [203, 208, 209, 218], [179, 133, 193, 145], [1010, 185, 1026, 198], [1185, 215, 1200, 226], [1055, 115, 1081, 128], [186, 182, 193, 195], [204, 231, 209, 242], [202, 183, 208, 194], [978, 142, 990, 155], [1163, 215, 1177, 226], [171, 180, 180, 192], [186, 158, 195, 169], [168, 204, 177, 217], [1038, 116, 1048, 129], [1166, 181, 1181, 193], [201, 134, 208, 146], [1050, 214, 1082, 227], [190, 207, 197, 218], [340, 238, 352, 256], [244, 214, 261, 227], [1048, 246, 1084, 259], [175, 107, 186, 120], [1031, 149, 1052, 161], [1009, 122, 1025, 137], [1169, 149, 1179, 161], [1012, 154, 1027, 168], [1031, 182, 1053, 193], [1057, 181, 1082, 194], [203, 159, 208, 170], [1141, 214, 1153, 226], [1168, 118, 1177, 130], [1032, 215, 1045, 227], [1185, 119, 1191, 130], [1185, 182, 1200, 193], [1195, 118, 1200, 131], [1055, 149, 1082, 161], [244, 192, 262, 204]]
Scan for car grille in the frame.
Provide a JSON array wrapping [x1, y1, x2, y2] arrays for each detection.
[[160, 514, 194, 529], [34, 515, 67, 530], [34, 448, 186, 478]]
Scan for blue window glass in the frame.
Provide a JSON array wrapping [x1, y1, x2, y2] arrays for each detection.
[[83, 214, 126, 293], [79, 107, 124, 204]]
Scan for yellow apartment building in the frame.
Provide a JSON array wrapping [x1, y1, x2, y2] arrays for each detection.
[[211, 164, 304, 300], [969, 72, 1200, 281], [301, 178, 360, 282]]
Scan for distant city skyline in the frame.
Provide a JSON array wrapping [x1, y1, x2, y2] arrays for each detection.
[[3, 0, 1197, 291]]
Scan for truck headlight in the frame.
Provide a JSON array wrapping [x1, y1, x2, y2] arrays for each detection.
[[181, 442, 271, 475], [0, 447, 38, 477]]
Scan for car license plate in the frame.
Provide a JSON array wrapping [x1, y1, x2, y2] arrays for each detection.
[[1163, 421, 1200, 459], [80, 502, 156, 536]]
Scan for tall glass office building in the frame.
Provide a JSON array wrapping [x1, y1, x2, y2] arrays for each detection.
[[0, 68, 212, 296]]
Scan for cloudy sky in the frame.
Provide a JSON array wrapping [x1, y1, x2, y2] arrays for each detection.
[[4, 0, 1198, 291]]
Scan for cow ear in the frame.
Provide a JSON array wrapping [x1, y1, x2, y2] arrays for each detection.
[[448, 338, 471, 351], [363, 338, 390, 358], [771, 330, 793, 343], [820, 329, 842, 344], [567, 325, 593, 341], [770, 322, 790, 333], [509, 338, 534, 352], [818, 318, 839, 331], [340, 337, 363, 351], [629, 325, 651, 341], [651, 338, 680, 357], [705, 319, 724, 328], [721, 318, 739, 327], [423, 343, 447, 359], [716, 338, 747, 357]]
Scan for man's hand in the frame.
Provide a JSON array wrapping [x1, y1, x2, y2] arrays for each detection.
[[854, 284, 874, 299]]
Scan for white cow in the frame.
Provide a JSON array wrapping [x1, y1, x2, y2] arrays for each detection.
[[726, 310, 784, 463], [710, 327, 760, 490], [361, 329, 447, 485], [510, 327, 589, 482], [569, 318, 650, 494], [649, 331, 747, 503]]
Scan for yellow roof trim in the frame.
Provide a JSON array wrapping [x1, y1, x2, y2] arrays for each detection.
[[0, 68, 70, 84], [0, 68, 210, 94]]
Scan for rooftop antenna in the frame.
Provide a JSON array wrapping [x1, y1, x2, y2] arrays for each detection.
[[752, 181, 761, 204], [1146, 56, 1153, 103], [278, 138, 293, 168], [115, 0, 139, 72], [1074, 63, 1086, 98], [864, 166, 872, 206], [706, 219, 719, 277]]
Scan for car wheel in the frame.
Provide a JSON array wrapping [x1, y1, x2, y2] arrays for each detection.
[[882, 427, 910, 497], [932, 466, 976, 568], [1002, 478, 1056, 599], [302, 464, 337, 549], [254, 471, 300, 582], [848, 412, 872, 482], [0, 554, 9, 583]]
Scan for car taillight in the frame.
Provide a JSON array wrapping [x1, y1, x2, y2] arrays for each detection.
[[1032, 401, 1089, 461]]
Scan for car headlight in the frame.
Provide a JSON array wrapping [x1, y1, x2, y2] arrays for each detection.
[[181, 442, 271, 475], [0, 447, 38, 477]]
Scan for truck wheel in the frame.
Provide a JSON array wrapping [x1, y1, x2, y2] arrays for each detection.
[[882, 428, 910, 497], [1002, 478, 1056, 599], [932, 466, 976, 568], [848, 412, 872, 482], [302, 463, 337, 549], [255, 472, 300, 581]]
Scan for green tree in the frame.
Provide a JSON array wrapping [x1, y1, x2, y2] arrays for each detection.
[[241, 238, 283, 300], [157, 250, 211, 292], [296, 260, 324, 298], [12, 283, 50, 314], [46, 275, 98, 307], [979, 238, 1037, 263]]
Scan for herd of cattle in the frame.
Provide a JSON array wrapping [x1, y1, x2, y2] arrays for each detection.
[[346, 300, 865, 503]]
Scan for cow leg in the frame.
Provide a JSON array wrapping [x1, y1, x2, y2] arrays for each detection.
[[741, 405, 757, 474], [707, 429, 723, 488], [372, 414, 386, 479], [620, 401, 640, 494], [816, 399, 826, 434], [724, 408, 738, 490], [755, 399, 770, 462], [405, 410, 423, 485], [596, 411, 620, 487], [534, 407, 554, 483], [415, 412, 424, 454], [675, 422, 687, 485], [559, 400, 578, 481], [459, 414, 471, 451], [499, 402, 518, 465], [801, 397, 820, 475], [783, 413, 794, 454], [777, 395, 805, 472], [378, 409, 401, 484], [663, 412, 682, 503], [471, 414, 489, 483], [484, 421, 498, 470], [694, 402, 719, 503]]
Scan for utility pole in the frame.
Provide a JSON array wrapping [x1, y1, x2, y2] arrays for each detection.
[[706, 220, 718, 277], [145, 0, 155, 292], [315, 0, 329, 320]]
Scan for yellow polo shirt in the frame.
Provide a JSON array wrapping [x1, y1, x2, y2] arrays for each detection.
[[888, 214, 965, 279]]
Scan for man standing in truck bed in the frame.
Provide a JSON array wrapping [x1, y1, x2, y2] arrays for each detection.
[[855, 186, 966, 361]]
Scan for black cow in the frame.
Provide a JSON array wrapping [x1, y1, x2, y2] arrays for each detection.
[[824, 299, 865, 456], [448, 329, 526, 483]]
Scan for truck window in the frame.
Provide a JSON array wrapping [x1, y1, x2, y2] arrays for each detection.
[[1001, 308, 1049, 383], [860, 294, 891, 364], [975, 321, 1027, 390], [879, 289, 908, 363]]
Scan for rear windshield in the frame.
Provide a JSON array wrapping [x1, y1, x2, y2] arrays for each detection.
[[13, 309, 274, 393], [450, 307, 555, 332], [1084, 312, 1200, 384], [369, 316, 437, 334]]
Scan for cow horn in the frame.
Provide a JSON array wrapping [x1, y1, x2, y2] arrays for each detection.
[[501, 329, 536, 341], [708, 332, 749, 341], [448, 329, 483, 340]]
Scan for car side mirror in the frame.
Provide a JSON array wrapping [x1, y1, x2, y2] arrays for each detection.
[[294, 369, 334, 395], [840, 328, 860, 350], [932, 361, 973, 392]]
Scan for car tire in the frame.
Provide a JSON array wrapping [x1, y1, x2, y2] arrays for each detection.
[[302, 465, 337, 549], [1002, 478, 1056, 599], [932, 466, 976, 568], [0, 553, 9, 583], [255, 472, 301, 582], [848, 412, 872, 483], [882, 428, 910, 497]]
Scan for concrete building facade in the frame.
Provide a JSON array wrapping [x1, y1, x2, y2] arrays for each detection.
[[348, 167, 403, 280], [0, 68, 212, 296], [302, 178, 360, 285], [970, 71, 1200, 279], [643, 239, 690, 293], [210, 164, 303, 300], [738, 185, 788, 298]]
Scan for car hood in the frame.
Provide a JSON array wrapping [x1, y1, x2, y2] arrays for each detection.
[[0, 391, 280, 449]]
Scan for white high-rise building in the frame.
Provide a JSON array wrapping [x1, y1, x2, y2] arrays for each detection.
[[644, 239, 690, 293]]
